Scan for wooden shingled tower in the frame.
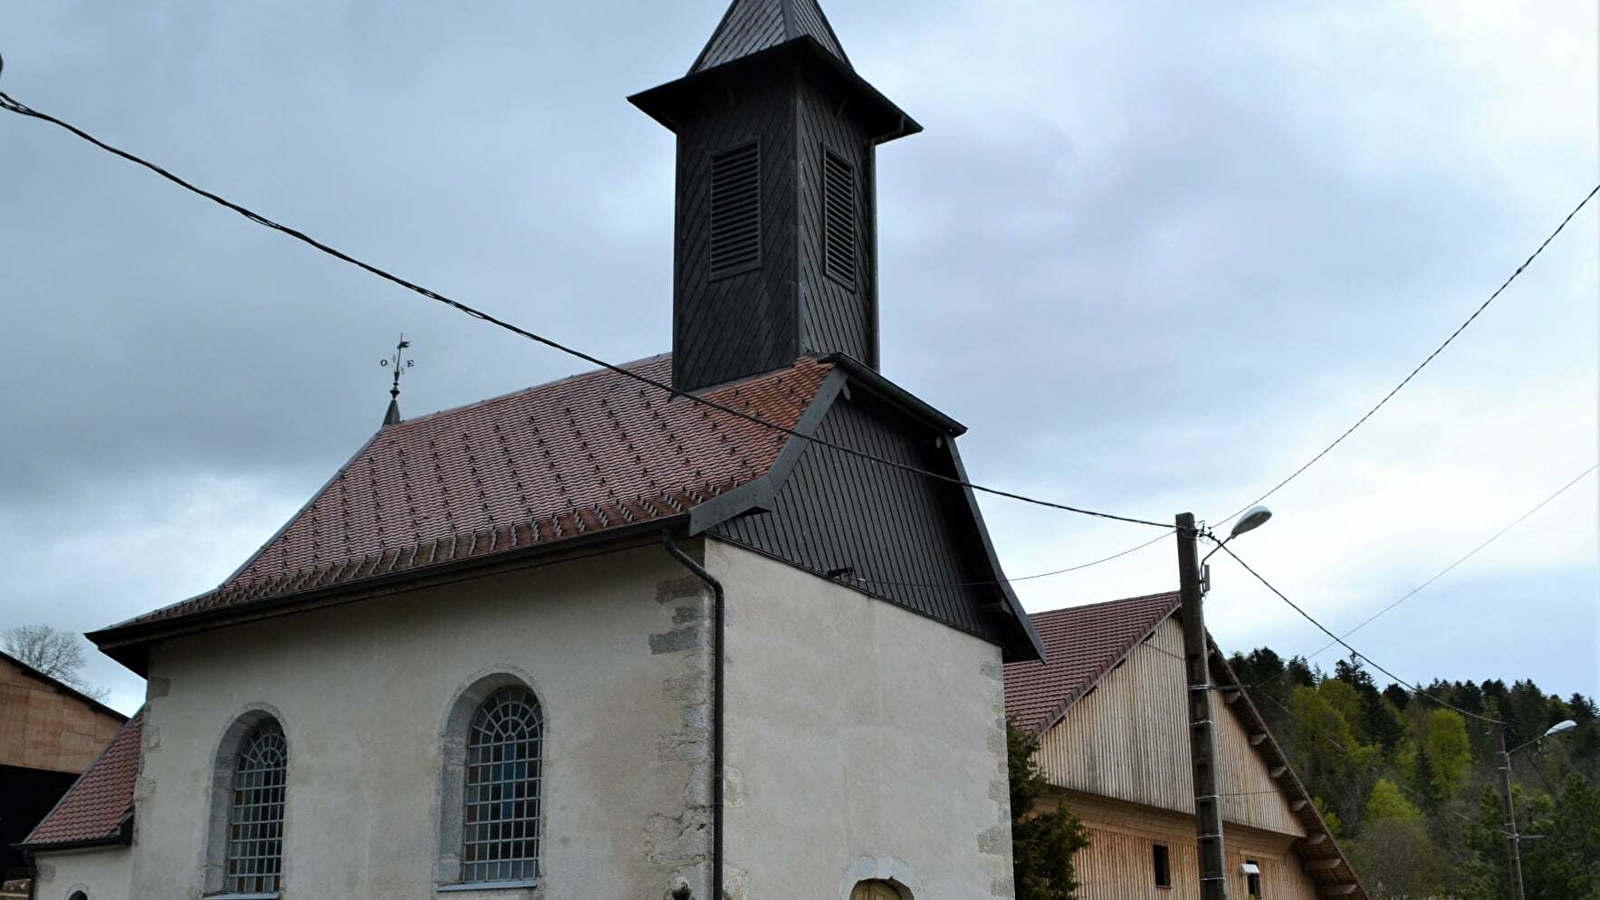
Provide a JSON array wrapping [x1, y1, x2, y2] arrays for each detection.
[[631, 0, 922, 393]]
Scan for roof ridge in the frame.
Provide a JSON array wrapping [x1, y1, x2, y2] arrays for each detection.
[[386, 352, 672, 432], [1029, 590, 1181, 621]]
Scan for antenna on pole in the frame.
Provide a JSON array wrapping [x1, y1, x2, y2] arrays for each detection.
[[380, 334, 414, 427]]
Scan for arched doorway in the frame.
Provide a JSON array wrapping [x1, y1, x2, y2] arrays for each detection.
[[850, 881, 903, 900]]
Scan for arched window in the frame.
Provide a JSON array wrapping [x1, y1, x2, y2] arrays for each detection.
[[460, 687, 543, 883], [66, 891, 88, 900], [851, 882, 905, 900], [225, 720, 287, 894]]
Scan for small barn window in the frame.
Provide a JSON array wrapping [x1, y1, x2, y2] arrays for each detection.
[[1244, 860, 1263, 898], [822, 147, 857, 288], [225, 720, 287, 894], [709, 142, 762, 279], [1152, 844, 1172, 888], [461, 687, 544, 883]]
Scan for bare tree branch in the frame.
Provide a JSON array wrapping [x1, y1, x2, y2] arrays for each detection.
[[3, 624, 109, 701]]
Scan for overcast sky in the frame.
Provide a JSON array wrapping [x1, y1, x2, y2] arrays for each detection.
[[1, 1, 1595, 716]]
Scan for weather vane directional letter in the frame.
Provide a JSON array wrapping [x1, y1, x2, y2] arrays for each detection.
[[380, 335, 415, 427]]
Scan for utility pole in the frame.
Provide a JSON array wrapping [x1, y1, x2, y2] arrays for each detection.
[[1177, 512, 1229, 900], [1497, 725, 1525, 900]]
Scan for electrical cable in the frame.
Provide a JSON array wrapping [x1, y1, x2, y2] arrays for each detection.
[[1214, 541, 1504, 725], [856, 528, 1174, 590], [1215, 183, 1600, 527], [0, 86, 1169, 531], [1254, 461, 1593, 685]]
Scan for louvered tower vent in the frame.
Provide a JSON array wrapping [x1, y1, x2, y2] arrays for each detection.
[[709, 143, 762, 280], [630, 0, 922, 393]]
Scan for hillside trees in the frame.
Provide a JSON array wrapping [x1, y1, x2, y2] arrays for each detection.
[[1228, 648, 1597, 899]]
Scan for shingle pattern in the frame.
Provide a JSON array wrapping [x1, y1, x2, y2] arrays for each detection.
[[1003, 592, 1181, 736], [691, 0, 849, 75], [122, 355, 831, 629], [23, 709, 144, 847]]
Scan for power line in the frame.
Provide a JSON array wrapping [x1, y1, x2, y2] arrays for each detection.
[[0, 88, 1169, 531], [1214, 541, 1504, 725], [1217, 183, 1600, 527], [1287, 463, 1598, 666], [857, 528, 1174, 590]]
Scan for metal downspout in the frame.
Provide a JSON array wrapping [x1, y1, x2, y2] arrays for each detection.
[[662, 529, 724, 900]]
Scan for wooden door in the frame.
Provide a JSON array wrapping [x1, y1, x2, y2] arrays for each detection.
[[850, 882, 901, 900]]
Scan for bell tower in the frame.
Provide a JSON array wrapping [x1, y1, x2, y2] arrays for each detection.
[[630, 0, 920, 392]]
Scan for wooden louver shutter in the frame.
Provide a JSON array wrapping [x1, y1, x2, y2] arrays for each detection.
[[822, 148, 857, 288], [709, 142, 762, 279]]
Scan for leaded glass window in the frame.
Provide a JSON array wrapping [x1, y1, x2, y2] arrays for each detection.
[[461, 687, 543, 883], [226, 720, 287, 894]]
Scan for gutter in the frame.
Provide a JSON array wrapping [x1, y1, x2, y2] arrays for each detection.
[[661, 530, 724, 900]]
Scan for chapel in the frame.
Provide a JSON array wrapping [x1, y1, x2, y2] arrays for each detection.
[[23, 3, 1043, 899]]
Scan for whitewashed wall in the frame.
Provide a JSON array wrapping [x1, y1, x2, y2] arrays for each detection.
[[713, 541, 1015, 900]]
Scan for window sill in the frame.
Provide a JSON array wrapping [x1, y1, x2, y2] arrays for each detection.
[[437, 881, 540, 893]]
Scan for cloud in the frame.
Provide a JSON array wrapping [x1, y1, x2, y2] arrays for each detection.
[[0, 0, 1594, 714]]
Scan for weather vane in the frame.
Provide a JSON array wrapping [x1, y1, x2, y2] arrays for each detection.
[[380, 334, 415, 427]]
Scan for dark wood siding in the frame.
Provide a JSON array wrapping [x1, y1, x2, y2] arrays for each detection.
[[673, 67, 802, 393], [670, 54, 880, 392], [796, 74, 874, 365], [713, 390, 1005, 644]]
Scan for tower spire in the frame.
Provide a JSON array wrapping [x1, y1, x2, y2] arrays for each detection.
[[630, 0, 920, 393], [688, 0, 851, 75], [381, 335, 412, 427]]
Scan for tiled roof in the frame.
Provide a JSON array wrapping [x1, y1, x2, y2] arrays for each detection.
[[23, 709, 143, 848], [117, 355, 831, 630], [1003, 592, 1181, 736]]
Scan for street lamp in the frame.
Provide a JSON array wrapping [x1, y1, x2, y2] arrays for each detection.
[[1500, 719, 1580, 900], [1176, 504, 1273, 900], [1201, 505, 1273, 566]]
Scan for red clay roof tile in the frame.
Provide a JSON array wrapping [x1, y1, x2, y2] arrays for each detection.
[[116, 355, 831, 629], [1003, 591, 1181, 735], [23, 709, 143, 847]]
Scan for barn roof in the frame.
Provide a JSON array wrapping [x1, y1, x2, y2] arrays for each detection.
[[1004, 594, 1370, 900], [1003, 591, 1181, 737], [20, 708, 143, 850]]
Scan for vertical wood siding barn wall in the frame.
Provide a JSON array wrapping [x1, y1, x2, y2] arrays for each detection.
[[1047, 793, 1316, 900], [0, 657, 125, 774], [1033, 618, 1304, 835]]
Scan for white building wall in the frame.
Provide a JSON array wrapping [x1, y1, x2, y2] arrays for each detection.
[[124, 544, 718, 900], [31, 845, 132, 900], [41, 538, 1014, 900], [710, 540, 1015, 900]]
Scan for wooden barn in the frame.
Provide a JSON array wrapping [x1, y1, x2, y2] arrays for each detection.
[[1006, 593, 1368, 900], [0, 651, 127, 883]]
